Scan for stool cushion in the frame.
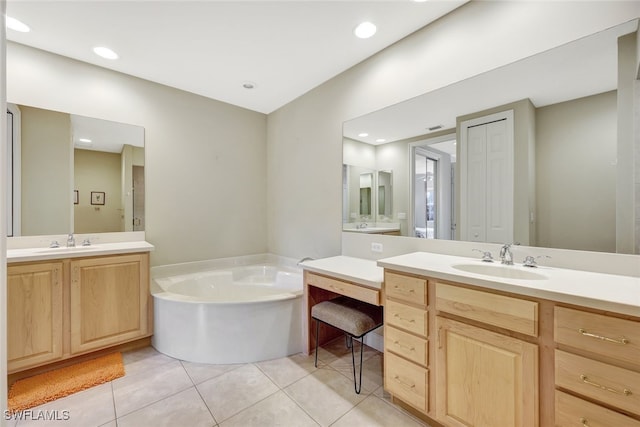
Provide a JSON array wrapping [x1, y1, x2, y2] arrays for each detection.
[[311, 296, 383, 337]]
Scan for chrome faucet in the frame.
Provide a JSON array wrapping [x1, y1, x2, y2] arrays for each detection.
[[499, 244, 514, 265], [356, 223, 369, 229], [66, 233, 76, 247]]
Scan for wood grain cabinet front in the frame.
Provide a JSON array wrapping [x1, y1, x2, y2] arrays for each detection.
[[554, 306, 640, 423], [7, 262, 64, 372], [435, 316, 539, 427], [70, 253, 151, 354], [7, 252, 152, 374]]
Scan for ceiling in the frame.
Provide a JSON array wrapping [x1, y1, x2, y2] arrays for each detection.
[[343, 19, 639, 145], [6, 0, 467, 114]]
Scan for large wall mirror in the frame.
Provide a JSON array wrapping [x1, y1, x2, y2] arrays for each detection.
[[6, 103, 145, 238], [343, 20, 639, 254]]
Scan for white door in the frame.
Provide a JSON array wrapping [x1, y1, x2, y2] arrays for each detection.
[[460, 111, 513, 243]]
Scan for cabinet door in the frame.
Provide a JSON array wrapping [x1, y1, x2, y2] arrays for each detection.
[[70, 253, 149, 354], [435, 317, 538, 427], [7, 262, 63, 372]]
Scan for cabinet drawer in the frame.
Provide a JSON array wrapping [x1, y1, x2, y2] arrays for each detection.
[[555, 306, 640, 367], [555, 350, 640, 416], [435, 283, 538, 336], [385, 272, 427, 305], [555, 390, 640, 427], [307, 273, 380, 305], [385, 351, 428, 413], [386, 299, 428, 337], [385, 325, 428, 366]]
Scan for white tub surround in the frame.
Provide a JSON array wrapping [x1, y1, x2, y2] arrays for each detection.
[[151, 255, 304, 364], [300, 256, 383, 289], [377, 252, 639, 317]]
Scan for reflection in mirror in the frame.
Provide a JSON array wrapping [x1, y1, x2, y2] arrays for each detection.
[[6, 104, 145, 237], [342, 21, 639, 254], [378, 170, 392, 217], [359, 172, 372, 216]]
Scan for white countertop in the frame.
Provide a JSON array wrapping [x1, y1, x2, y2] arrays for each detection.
[[378, 252, 640, 317], [300, 256, 384, 289], [7, 241, 155, 263]]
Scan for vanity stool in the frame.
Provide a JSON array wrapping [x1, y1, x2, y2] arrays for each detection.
[[311, 296, 383, 394]]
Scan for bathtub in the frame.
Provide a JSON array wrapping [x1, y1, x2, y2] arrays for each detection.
[[151, 255, 303, 364]]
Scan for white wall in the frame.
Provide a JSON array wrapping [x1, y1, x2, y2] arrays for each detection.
[[1, 0, 8, 419], [536, 91, 617, 252], [267, 1, 640, 260], [7, 43, 268, 266]]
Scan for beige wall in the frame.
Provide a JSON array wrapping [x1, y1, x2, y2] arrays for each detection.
[[267, 1, 639, 259], [20, 105, 72, 236], [536, 91, 617, 252], [74, 149, 122, 233], [7, 42, 267, 266]]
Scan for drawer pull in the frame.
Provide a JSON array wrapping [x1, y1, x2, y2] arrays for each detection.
[[393, 340, 415, 352], [393, 286, 415, 294], [580, 374, 632, 396], [393, 375, 416, 389], [579, 418, 589, 427], [578, 328, 629, 345], [393, 314, 415, 323]]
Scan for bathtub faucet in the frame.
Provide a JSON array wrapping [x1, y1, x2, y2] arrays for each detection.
[[297, 257, 314, 266]]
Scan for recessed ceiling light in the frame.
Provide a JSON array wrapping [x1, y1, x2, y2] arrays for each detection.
[[93, 46, 119, 60], [354, 22, 377, 39], [242, 81, 256, 89], [413, 0, 428, 3], [376, 138, 386, 143], [6, 16, 30, 33], [358, 133, 369, 137]]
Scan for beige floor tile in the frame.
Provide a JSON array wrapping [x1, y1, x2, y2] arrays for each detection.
[[112, 360, 193, 417], [117, 387, 215, 427], [331, 394, 429, 427], [196, 364, 279, 423], [315, 338, 378, 366], [122, 346, 177, 377], [219, 390, 318, 427], [182, 360, 242, 385], [256, 353, 321, 388], [98, 422, 117, 427], [15, 382, 115, 427], [330, 352, 383, 395], [284, 367, 366, 427]]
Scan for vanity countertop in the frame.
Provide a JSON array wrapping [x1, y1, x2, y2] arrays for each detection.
[[378, 252, 640, 317], [7, 241, 155, 263], [300, 256, 383, 289]]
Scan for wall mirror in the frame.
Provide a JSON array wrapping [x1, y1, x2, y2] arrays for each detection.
[[342, 20, 639, 254], [6, 103, 145, 237]]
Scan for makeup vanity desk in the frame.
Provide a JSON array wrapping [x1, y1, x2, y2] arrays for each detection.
[[301, 256, 384, 354]]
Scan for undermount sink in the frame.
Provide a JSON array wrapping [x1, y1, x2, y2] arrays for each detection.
[[451, 263, 548, 281]]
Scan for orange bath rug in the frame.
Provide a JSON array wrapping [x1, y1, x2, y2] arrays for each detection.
[[8, 352, 125, 413]]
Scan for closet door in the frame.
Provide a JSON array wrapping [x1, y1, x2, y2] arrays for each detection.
[[460, 111, 513, 244]]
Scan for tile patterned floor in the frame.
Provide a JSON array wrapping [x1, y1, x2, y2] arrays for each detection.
[[9, 339, 431, 427]]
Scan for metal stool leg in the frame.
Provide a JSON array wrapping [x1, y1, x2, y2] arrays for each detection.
[[314, 318, 320, 368], [350, 335, 365, 394]]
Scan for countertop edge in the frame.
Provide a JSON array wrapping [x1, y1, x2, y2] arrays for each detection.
[[7, 241, 155, 263]]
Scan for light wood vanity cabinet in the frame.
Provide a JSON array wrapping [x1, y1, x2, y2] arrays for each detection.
[[7, 262, 64, 371], [382, 269, 640, 427], [383, 272, 429, 413], [70, 253, 151, 354], [7, 252, 152, 374], [554, 306, 640, 426], [434, 282, 539, 427]]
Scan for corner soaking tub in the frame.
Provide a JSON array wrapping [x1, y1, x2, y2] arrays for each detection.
[[151, 256, 303, 364]]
